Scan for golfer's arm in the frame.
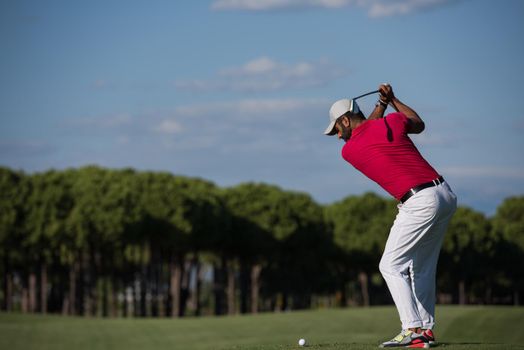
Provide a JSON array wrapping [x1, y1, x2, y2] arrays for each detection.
[[368, 104, 387, 120], [390, 97, 425, 134]]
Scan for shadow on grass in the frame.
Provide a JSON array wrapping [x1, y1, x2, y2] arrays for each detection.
[[431, 343, 524, 349], [291, 343, 524, 350]]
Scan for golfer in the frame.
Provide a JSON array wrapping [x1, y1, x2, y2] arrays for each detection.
[[324, 84, 457, 348]]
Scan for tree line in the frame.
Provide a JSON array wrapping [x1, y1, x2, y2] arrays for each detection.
[[1, 166, 523, 317]]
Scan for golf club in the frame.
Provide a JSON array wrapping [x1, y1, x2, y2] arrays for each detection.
[[353, 89, 380, 100], [346, 90, 381, 115]]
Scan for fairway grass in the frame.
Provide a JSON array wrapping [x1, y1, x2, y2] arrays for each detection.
[[1, 306, 523, 350]]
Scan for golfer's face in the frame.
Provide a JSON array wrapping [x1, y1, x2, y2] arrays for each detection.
[[336, 118, 351, 141], [336, 124, 344, 140]]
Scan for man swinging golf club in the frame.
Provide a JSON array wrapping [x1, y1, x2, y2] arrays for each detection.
[[324, 84, 457, 348]]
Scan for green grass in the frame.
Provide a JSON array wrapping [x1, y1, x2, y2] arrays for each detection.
[[1, 306, 523, 350]]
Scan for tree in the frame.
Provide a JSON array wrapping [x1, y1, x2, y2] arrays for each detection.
[[262, 188, 334, 311], [170, 175, 229, 317], [439, 206, 492, 304], [491, 196, 524, 305], [324, 192, 397, 306], [22, 169, 79, 314], [223, 183, 334, 313], [0, 167, 29, 311], [133, 171, 193, 317], [2, 164, 522, 316], [65, 167, 144, 316], [221, 183, 277, 314]]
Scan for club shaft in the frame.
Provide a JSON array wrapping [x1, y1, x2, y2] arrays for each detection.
[[353, 90, 379, 100]]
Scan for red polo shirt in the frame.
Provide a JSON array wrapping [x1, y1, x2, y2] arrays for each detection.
[[342, 112, 439, 200]]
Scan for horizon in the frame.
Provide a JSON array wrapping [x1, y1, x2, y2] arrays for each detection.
[[1, 163, 517, 217]]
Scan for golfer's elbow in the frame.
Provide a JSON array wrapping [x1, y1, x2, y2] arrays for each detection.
[[407, 118, 425, 134], [414, 121, 425, 134]]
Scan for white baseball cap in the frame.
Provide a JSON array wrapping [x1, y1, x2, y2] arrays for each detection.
[[324, 98, 360, 135]]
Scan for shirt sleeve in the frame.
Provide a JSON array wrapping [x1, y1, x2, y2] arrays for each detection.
[[386, 112, 409, 135]]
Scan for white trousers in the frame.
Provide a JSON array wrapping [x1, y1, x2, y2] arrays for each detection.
[[379, 181, 457, 330]]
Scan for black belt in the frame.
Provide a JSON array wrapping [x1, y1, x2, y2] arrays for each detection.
[[400, 176, 445, 204]]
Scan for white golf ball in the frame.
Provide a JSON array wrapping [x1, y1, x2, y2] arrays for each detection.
[[298, 338, 306, 346]]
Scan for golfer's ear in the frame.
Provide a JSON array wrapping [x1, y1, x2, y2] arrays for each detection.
[[341, 115, 351, 127]]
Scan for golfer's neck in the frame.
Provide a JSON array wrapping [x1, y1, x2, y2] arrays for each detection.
[[351, 118, 366, 130]]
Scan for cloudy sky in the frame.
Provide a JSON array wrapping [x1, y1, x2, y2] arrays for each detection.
[[1, 0, 523, 215]]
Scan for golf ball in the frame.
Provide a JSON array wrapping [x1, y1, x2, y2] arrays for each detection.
[[298, 338, 306, 346]]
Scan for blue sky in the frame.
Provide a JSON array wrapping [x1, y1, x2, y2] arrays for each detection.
[[1, 0, 523, 215]]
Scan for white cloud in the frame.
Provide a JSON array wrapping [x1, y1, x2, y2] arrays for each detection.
[[175, 57, 347, 93], [411, 131, 455, 147], [219, 57, 316, 79], [211, 0, 355, 11], [71, 113, 132, 128], [442, 166, 524, 180], [153, 119, 183, 134], [172, 97, 329, 120], [211, 0, 459, 17], [147, 97, 329, 154], [62, 98, 328, 154], [368, 0, 453, 18], [223, 56, 279, 75]]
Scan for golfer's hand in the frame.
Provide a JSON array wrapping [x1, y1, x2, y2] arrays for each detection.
[[379, 83, 394, 103]]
